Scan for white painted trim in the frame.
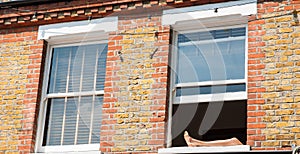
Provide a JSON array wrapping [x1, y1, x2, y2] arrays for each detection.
[[174, 92, 247, 104], [245, 24, 249, 96], [167, 29, 179, 148], [176, 79, 246, 88], [39, 144, 100, 153], [38, 17, 118, 44], [46, 90, 104, 98], [158, 145, 250, 154], [162, 1, 257, 26]]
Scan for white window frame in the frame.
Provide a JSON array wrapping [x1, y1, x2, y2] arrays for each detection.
[[36, 41, 107, 153], [35, 17, 117, 153], [163, 0, 256, 149]]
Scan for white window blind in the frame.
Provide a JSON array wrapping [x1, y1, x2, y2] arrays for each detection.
[[43, 43, 107, 146]]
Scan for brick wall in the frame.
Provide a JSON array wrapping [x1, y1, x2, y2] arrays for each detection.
[[100, 14, 170, 153], [2, 0, 300, 153], [248, 0, 300, 150], [0, 27, 44, 153]]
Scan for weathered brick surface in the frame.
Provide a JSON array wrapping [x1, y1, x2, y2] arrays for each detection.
[[101, 15, 170, 152], [0, 27, 44, 153], [248, 0, 300, 150], [2, 0, 300, 153]]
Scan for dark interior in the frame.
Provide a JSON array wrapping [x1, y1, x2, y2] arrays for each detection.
[[171, 100, 247, 147]]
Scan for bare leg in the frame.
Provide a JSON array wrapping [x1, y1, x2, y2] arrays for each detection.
[[184, 131, 243, 147]]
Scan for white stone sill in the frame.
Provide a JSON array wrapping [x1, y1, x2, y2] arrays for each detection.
[[158, 145, 251, 154]]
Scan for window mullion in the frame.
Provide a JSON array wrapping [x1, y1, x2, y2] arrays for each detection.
[[74, 48, 85, 145]]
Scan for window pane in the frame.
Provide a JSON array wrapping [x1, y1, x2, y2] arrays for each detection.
[[96, 45, 108, 91], [48, 47, 71, 93], [91, 96, 103, 143], [176, 27, 245, 83], [176, 84, 246, 96], [47, 98, 65, 145], [48, 44, 107, 93], [77, 96, 92, 144], [69, 47, 81, 92], [63, 97, 78, 145]]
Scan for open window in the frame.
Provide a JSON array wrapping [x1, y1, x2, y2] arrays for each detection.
[[170, 25, 248, 147], [162, 1, 257, 150]]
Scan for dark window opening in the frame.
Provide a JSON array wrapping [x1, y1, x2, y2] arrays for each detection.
[[171, 100, 247, 147]]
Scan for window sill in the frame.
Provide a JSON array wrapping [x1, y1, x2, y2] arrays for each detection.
[[158, 145, 250, 153], [37, 144, 100, 153]]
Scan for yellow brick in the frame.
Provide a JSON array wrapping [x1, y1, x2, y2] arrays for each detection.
[[276, 109, 294, 115], [292, 55, 300, 61], [113, 135, 127, 141], [266, 135, 276, 140], [276, 16, 292, 22], [135, 146, 151, 151], [114, 113, 129, 118], [264, 23, 277, 29], [291, 33, 300, 38], [263, 116, 280, 122], [283, 50, 293, 56], [117, 119, 124, 124], [127, 118, 139, 123], [280, 56, 288, 62], [276, 122, 294, 127], [262, 141, 280, 147], [265, 69, 279, 74], [292, 79, 300, 84], [126, 107, 140, 112], [135, 28, 143, 33], [280, 67, 290, 73], [266, 18, 275, 23], [143, 37, 155, 42], [278, 27, 293, 33], [3, 95, 16, 100], [263, 80, 279, 86], [262, 104, 280, 110], [112, 147, 126, 152], [262, 35, 279, 41], [125, 129, 139, 135], [290, 44, 300, 49], [263, 93, 279, 98], [263, 129, 280, 135], [292, 127, 300, 133], [124, 140, 139, 146], [280, 74, 293, 79], [121, 39, 134, 44], [276, 134, 294, 140], [295, 97, 300, 102], [138, 134, 151, 139], [277, 86, 293, 91], [265, 51, 275, 57]]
